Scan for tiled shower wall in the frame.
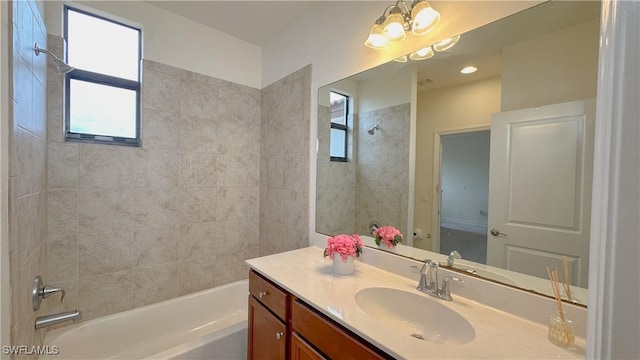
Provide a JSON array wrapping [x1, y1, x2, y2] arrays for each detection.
[[355, 103, 410, 239], [315, 104, 356, 235], [9, 0, 49, 355], [260, 66, 311, 255], [45, 35, 262, 322]]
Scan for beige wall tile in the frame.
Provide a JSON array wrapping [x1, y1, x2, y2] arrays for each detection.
[[215, 219, 258, 256], [180, 187, 217, 223], [77, 188, 134, 234], [47, 190, 76, 238], [134, 149, 180, 188], [141, 108, 180, 150], [78, 145, 135, 189], [78, 270, 133, 321], [216, 186, 258, 222], [178, 152, 217, 188], [78, 230, 133, 278], [179, 115, 218, 153], [215, 251, 249, 285], [134, 188, 182, 228], [142, 69, 180, 114], [133, 226, 179, 267], [133, 263, 178, 307], [178, 221, 217, 260], [10, 3, 48, 349], [12, 127, 46, 197], [177, 255, 217, 296], [179, 77, 217, 118], [217, 152, 259, 188], [40, 58, 310, 328], [46, 235, 77, 282], [266, 155, 283, 190], [48, 142, 78, 189]]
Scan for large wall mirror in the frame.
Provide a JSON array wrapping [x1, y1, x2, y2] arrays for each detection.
[[316, 1, 599, 306]]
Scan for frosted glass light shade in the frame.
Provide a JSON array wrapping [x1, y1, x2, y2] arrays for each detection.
[[409, 46, 434, 60], [411, 1, 440, 35], [394, 55, 408, 63], [383, 12, 406, 43], [364, 23, 388, 49], [433, 35, 460, 52]]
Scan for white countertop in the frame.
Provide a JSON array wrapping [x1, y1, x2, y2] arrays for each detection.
[[246, 246, 585, 359]]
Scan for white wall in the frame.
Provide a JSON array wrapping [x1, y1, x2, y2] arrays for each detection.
[[44, 1, 262, 89], [501, 18, 599, 111], [358, 66, 413, 113]]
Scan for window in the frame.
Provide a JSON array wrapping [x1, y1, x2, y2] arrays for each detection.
[[329, 91, 349, 162], [64, 7, 141, 146]]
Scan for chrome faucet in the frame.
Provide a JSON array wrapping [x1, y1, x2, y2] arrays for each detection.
[[446, 250, 462, 266], [35, 311, 82, 329], [417, 260, 462, 301]]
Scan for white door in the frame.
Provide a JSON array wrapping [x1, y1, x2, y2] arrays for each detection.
[[487, 99, 594, 288]]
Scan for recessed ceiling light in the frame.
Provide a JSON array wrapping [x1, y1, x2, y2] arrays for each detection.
[[461, 66, 478, 74]]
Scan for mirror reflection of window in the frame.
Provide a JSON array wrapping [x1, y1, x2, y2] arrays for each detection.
[[329, 91, 349, 162]]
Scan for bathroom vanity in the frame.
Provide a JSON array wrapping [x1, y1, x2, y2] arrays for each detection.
[[246, 247, 585, 359]]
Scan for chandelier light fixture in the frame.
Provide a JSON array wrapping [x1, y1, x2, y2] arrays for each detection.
[[365, 0, 441, 50]]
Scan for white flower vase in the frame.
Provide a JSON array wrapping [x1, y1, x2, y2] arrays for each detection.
[[332, 254, 355, 275]]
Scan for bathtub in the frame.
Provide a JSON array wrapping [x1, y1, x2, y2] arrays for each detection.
[[41, 280, 248, 360]]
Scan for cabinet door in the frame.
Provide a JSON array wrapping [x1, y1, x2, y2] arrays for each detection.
[[291, 332, 326, 360], [248, 296, 287, 360]]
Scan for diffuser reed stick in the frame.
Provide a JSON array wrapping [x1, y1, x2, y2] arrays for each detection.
[[562, 256, 573, 302], [546, 267, 565, 321]]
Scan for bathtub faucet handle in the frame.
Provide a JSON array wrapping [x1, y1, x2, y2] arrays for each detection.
[[42, 285, 65, 303]]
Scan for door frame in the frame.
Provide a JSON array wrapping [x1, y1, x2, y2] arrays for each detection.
[[431, 125, 490, 253]]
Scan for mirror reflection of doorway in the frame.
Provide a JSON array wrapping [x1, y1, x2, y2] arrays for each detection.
[[438, 130, 490, 264]]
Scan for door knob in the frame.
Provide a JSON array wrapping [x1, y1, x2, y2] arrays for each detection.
[[275, 331, 283, 340], [490, 228, 508, 237]]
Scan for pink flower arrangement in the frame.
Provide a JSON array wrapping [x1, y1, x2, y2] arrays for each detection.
[[373, 226, 403, 248], [323, 234, 364, 262]]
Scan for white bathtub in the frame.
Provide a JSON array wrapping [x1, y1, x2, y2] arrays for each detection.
[[42, 280, 248, 360]]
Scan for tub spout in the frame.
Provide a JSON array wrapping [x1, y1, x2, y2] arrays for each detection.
[[35, 310, 82, 330]]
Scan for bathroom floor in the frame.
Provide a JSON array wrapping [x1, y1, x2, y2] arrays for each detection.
[[439, 227, 487, 264]]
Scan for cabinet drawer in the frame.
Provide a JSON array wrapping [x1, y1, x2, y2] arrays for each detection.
[[292, 300, 387, 360], [249, 270, 289, 321]]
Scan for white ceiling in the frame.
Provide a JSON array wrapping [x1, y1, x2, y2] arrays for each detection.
[[145, 1, 318, 46]]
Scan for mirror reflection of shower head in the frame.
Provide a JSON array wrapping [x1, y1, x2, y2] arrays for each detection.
[[33, 43, 74, 75], [368, 124, 380, 135]]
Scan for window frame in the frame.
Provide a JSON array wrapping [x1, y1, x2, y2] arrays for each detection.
[[329, 91, 349, 162], [63, 6, 142, 147]]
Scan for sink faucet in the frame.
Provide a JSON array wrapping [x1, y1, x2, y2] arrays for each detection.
[[446, 250, 462, 266], [417, 260, 462, 301]]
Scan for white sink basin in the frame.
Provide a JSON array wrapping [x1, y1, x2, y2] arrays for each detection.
[[355, 287, 475, 345]]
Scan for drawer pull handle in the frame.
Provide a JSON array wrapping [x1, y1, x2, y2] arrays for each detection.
[[258, 291, 268, 298], [275, 331, 283, 340]]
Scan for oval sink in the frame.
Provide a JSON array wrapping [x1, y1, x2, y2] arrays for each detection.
[[355, 287, 475, 345]]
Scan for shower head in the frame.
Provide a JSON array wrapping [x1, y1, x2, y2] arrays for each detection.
[[33, 43, 74, 75], [368, 125, 380, 135]]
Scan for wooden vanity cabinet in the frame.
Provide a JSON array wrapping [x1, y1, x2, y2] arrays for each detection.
[[248, 269, 391, 360]]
